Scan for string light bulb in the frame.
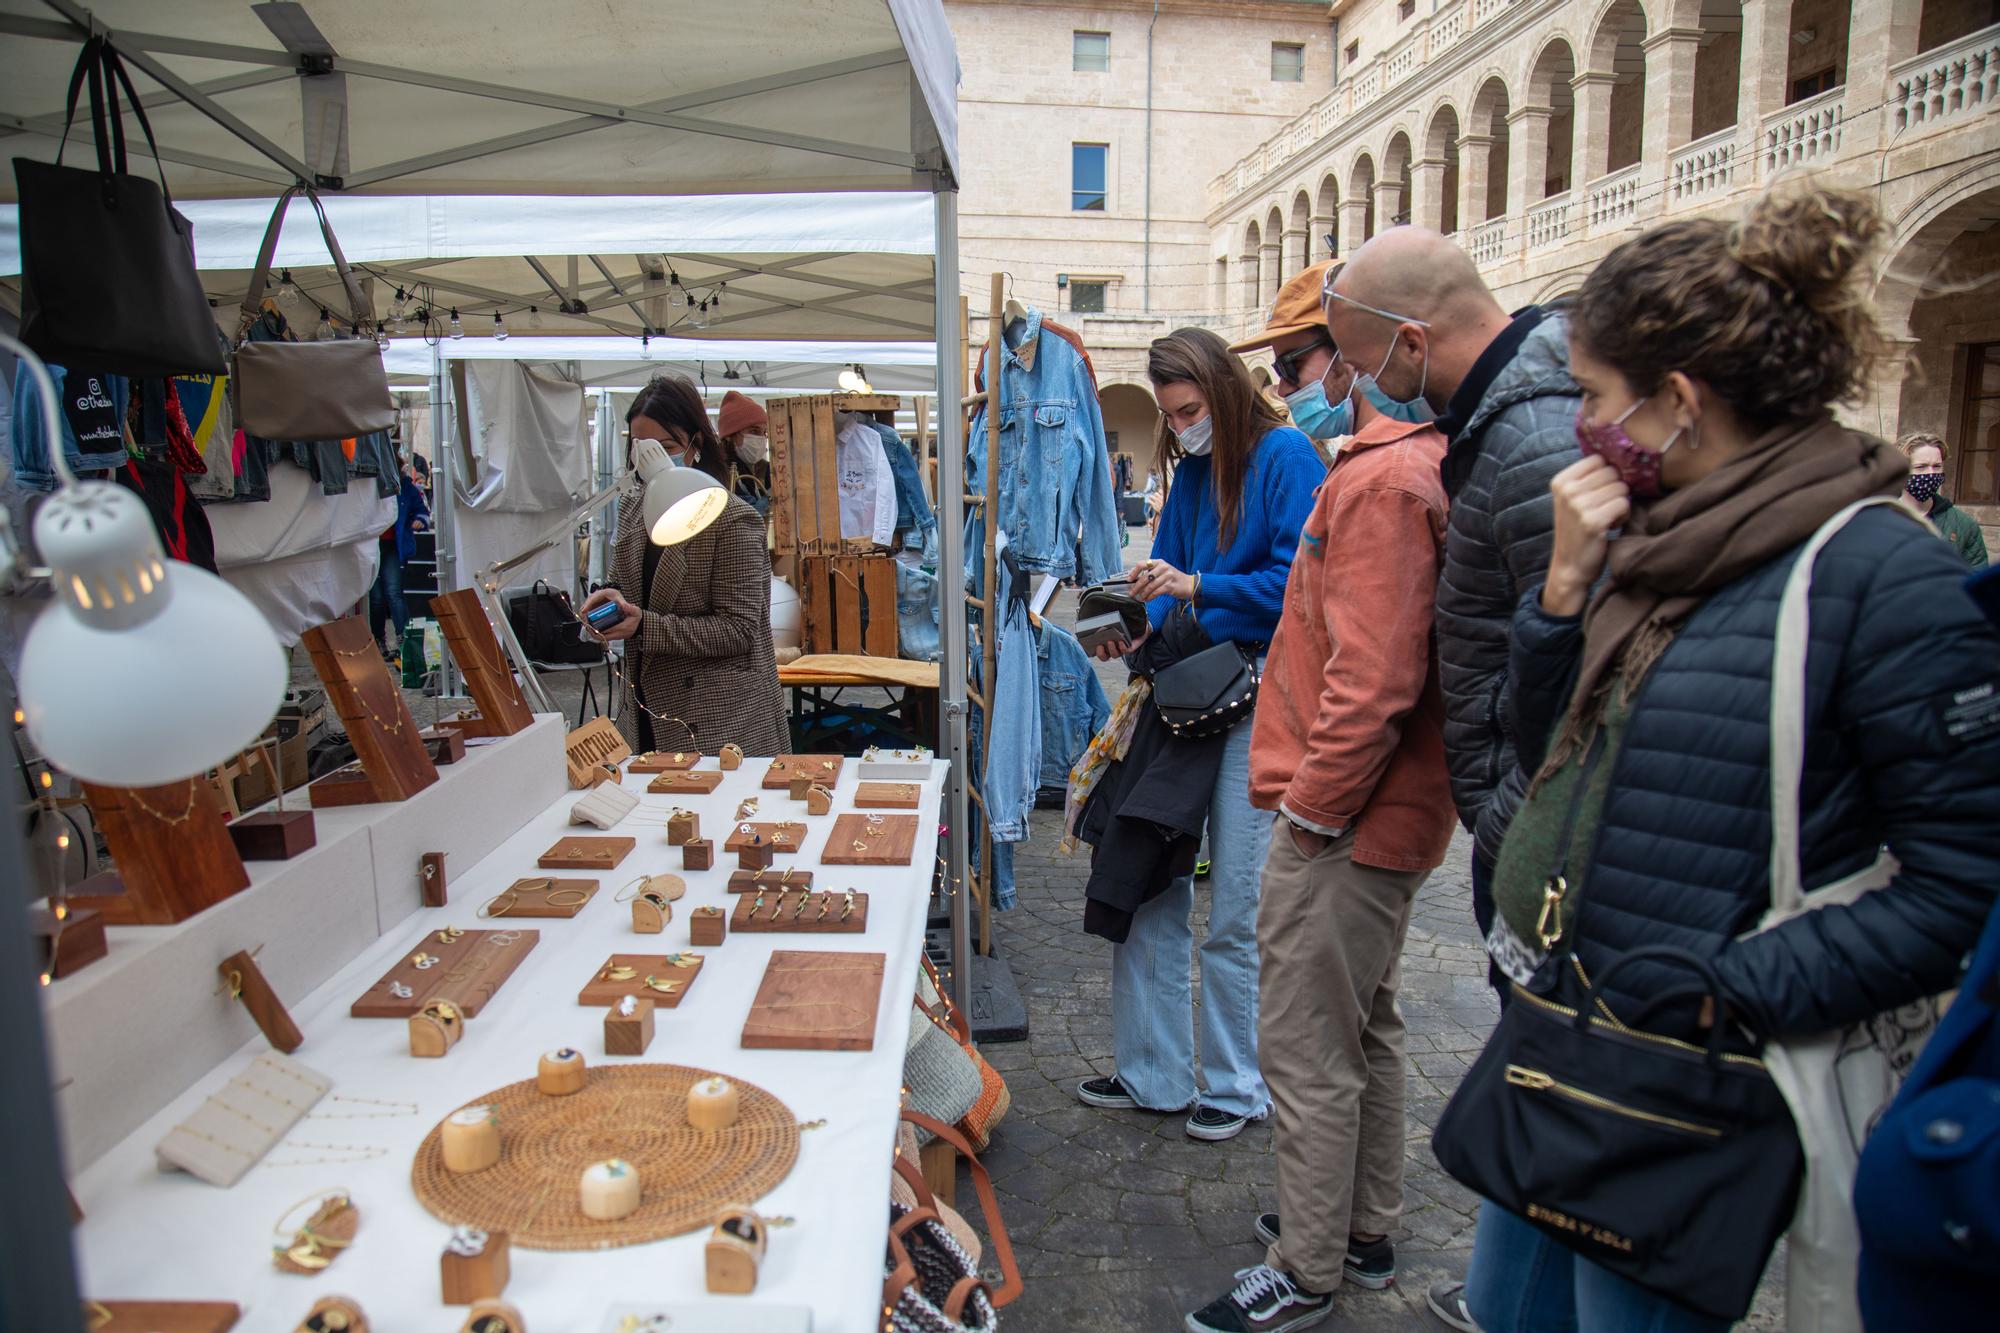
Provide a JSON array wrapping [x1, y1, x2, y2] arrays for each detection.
[[527, 305, 544, 329], [375, 326, 391, 352], [389, 285, 408, 323], [312, 309, 337, 341], [275, 269, 302, 312], [667, 271, 688, 311], [448, 308, 464, 340], [640, 331, 653, 360], [492, 313, 509, 341]]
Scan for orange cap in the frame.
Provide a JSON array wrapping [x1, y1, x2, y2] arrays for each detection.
[[1230, 259, 1341, 354]]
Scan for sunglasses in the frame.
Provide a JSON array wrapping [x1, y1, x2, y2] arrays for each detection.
[[1272, 336, 1336, 387]]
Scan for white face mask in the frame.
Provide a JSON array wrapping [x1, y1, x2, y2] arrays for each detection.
[[1176, 415, 1214, 457], [735, 433, 769, 464]]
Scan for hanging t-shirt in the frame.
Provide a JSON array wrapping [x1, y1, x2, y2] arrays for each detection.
[[836, 417, 896, 546]]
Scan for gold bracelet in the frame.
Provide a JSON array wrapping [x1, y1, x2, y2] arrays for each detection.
[[544, 887, 591, 908]]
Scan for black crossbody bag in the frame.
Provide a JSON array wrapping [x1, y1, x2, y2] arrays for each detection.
[[1149, 604, 1258, 739]]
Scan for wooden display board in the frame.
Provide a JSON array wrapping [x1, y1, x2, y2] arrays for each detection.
[[576, 953, 707, 1009], [301, 615, 440, 805], [484, 877, 600, 919], [68, 779, 249, 925], [565, 718, 631, 789], [627, 750, 703, 773], [430, 589, 535, 739], [730, 890, 868, 934], [648, 770, 724, 795], [740, 950, 886, 1051], [722, 821, 807, 854], [351, 929, 540, 1018], [820, 813, 918, 866], [537, 835, 636, 870], [855, 781, 923, 809], [728, 868, 815, 894], [762, 755, 845, 789]]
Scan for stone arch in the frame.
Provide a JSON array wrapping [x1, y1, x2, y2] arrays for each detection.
[[1588, 0, 1650, 176], [1349, 152, 1379, 240], [1264, 205, 1286, 299], [1382, 130, 1415, 228], [1528, 38, 1579, 198], [1099, 381, 1162, 471], [1425, 103, 1464, 234], [1690, 0, 1745, 142], [1241, 217, 1264, 312], [1289, 190, 1313, 278], [1470, 75, 1514, 221], [1316, 172, 1341, 257]]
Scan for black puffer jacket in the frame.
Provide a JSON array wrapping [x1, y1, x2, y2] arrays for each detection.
[[1436, 315, 1581, 861], [1510, 505, 2000, 1040]]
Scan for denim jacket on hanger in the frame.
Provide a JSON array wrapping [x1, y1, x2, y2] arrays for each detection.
[[10, 362, 130, 490], [967, 305, 1121, 586]]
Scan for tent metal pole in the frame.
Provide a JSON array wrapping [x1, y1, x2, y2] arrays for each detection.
[[430, 341, 462, 700], [933, 188, 973, 1023]]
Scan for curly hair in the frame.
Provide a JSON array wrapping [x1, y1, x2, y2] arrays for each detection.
[[1570, 181, 1891, 433]]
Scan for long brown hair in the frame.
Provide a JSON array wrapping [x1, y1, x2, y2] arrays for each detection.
[[626, 374, 729, 485], [1147, 327, 1284, 550]]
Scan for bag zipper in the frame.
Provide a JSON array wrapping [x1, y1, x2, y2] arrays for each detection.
[[1505, 1064, 1723, 1137], [1507, 985, 1766, 1068], [1535, 727, 1610, 950]]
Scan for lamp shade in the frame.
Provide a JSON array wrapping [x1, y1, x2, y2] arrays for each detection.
[[19, 482, 286, 786], [631, 438, 729, 546]]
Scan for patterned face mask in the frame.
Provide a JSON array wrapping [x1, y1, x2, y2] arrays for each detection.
[[1574, 397, 1684, 499], [1905, 472, 1942, 505]]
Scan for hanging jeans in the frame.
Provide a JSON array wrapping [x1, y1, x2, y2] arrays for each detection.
[[1110, 710, 1271, 1118]]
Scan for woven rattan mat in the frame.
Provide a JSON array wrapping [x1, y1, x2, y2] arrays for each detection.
[[411, 1063, 800, 1249]]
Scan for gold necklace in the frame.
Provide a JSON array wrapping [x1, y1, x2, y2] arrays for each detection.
[[169, 1123, 253, 1157], [263, 1141, 389, 1168], [312, 1095, 418, 1120], [206, 1096, 281, 1136], [127, 780, 198, 826]]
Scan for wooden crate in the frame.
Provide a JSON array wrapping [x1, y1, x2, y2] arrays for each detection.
[[767, 393, 902, 558], [795, 553, 900, 657]]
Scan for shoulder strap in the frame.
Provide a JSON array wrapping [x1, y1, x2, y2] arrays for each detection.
[[1768, 496, 1923, 912], [238, 187, 372, 332], [899, 1109, 1022, 1308]]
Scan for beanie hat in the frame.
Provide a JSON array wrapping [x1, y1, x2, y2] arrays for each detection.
[[717, 390, 767, 439]]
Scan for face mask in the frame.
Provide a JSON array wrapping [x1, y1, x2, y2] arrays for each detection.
[[1176, 414, 1214, 457], [1352, 337, 1435, 425], [1905, 472, 1942, 505], [1575, 397, 1686, 500], [1284, 379, 1352, 441], [736, 434, 770, 465]]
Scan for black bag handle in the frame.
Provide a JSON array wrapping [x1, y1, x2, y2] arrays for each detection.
[[1574, 945, 1733, 1065], [56, 37, 174, 206]]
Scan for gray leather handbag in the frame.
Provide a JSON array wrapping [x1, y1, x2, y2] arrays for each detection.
[[232, 187, 394, 441]]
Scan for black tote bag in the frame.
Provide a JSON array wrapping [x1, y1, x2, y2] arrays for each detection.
[[1432, 946, 1803, 1322], [13, 36, 226, 377]]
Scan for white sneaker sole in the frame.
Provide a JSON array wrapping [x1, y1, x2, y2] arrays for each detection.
[[1185, 1115, 1248, 1141], [1184, 1304, 1332, 1333], [1075, 1082, 1139, 1110]]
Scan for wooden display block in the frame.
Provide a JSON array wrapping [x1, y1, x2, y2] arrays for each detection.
[[737, 840, 774, 871], [228, 810, 317, 860], [565, 717, 631, 789], [576, 953, 706, 1008], [741, 950, 886, 1051], [536, 835, 635, 871], [441, 1228, 511, 1304], [730, 890, 868, 934], [723, 821, 806, 854], [484, 877, 599, 919], [805, 785, 833, 815], [689, 905, 727, 946], [666, 809, 700, 844], [787, 774, 812, 801], [718, 744, 744, 770], [219, 949, 303, 1053], [681, 838, 714, 871], [30, 904, 106, 979], [821, 813, 918, 865], [422, 727, 470, 765], [762, 755, 844, 789], [430, 589, 534, 739], [855, 781, 922, 810], [422, 851, 449, 907], [83, 1302, 240, 1333], [305, 762, 381, 808], [301, 615, 439, 803], [729, 867, 815, 894], [351, 929, 540, 1018], [648, 769, 724, 795], [70, 779, 249, 925], [604, 997, 655, 1054], [628, 749, 703, 773]]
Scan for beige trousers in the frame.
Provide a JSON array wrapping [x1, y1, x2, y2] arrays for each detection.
[[1256, 816, 1429, 1292]]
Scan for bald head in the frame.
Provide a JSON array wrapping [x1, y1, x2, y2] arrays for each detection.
[[1326, 226, 1512, 408]]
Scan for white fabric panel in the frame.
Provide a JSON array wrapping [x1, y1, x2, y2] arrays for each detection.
[[219, 540, 382, 649], [381, 339, 940, 392], [208, 461, 395, 568], [888, 0, 963, 175], [455, 508, 579, 606], [457, 362, 590, 514]]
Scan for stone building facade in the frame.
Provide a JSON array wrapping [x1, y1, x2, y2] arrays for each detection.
[[1203, 0, 2000, 542]]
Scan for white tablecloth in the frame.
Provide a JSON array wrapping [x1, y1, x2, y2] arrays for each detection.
[[69, 755, 946, 1332]]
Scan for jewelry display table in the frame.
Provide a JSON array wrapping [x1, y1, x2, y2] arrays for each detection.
[[62, 748, 946, 1333]]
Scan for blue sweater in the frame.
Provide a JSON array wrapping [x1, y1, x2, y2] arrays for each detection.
[[1147, 425, 1324, 647]]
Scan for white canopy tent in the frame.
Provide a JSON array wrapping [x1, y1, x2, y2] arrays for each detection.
[[0, 0, 975, 1025]]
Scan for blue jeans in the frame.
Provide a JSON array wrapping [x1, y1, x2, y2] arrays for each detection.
[[369, 538, 407, 649], [1110, 715, 1271, 1118], [1465, 1200, 1732, 1333]]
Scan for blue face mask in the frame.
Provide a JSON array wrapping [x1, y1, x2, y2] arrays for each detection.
[[1284, 379, 1352, 441], [1353, 338, 1436, 425]]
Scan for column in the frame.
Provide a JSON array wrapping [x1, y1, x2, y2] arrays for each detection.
[[1310, 211, 1335, 262], [1282, 228, 1310, 280], [1240, 248, 1261, 311], [1373, 179, 1404, 232], [1506, 106, 1552, 214], [1643, 29, 1702, 153], [1736, 0, 1790, 181], [1459, 134, 1495, 225], [1410, 158, 1449, 232], [1844, 0, 1924, 154], [1337, 196, 1370, 248], [1571, 71, 1616, 190], [1259, 237, 1283, 299]]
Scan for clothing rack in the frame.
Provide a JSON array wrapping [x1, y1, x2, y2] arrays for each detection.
[[959, 275, 1003, 956]]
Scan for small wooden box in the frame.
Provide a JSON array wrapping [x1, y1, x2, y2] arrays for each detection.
[[422, 728, 469, 765], [681, 838, 713, 871], [737, 840, 775, 871], [787, 774, 812, 801], [805, 785, 833, 816], [441, 1229, 511, 1304], [29, 905, 106, 979], [667, 810, 699, 845], [605, 998, 655, 1055], [227, 810, 316, 861], [718, 744, 744, 770], [689, 906, 727, 947]]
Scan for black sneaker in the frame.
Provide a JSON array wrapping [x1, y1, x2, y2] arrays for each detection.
[[1186, 1104, 1251, 1141], [1185, 1264, 1333, 1333], [1426, 1279, 1479, 1331], [1344, 1234, 1396, 1291], [1076, 1075, 1139, 1109]]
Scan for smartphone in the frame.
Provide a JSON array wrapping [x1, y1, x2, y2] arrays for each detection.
[[585, 600, 625, 632]]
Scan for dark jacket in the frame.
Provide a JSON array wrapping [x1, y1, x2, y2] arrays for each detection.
[[1929, 494, 1990, 568], [1435, 315, 1581, 862], [1077, 612, 1230, 943], [387, 474, 430, 564], [1508, 505, 2000, 1042]]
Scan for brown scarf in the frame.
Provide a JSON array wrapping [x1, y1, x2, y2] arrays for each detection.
[[1532, 414, 1908, 791]]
